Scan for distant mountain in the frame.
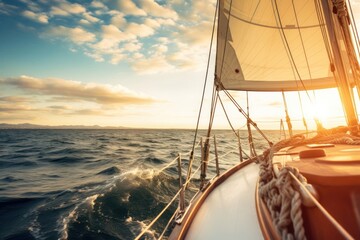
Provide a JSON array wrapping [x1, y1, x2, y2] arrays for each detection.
[[0, 123, 129, 129]]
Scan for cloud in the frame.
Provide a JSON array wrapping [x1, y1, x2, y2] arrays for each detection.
[[6, 0, 217, 74], [189, 1, 216, 21], [126, 23, 155, 38], [1, 75, 157, 105], [102, 24, 135, 42], [110, 53, 126, 64], [22, 10, 49, 24], [111, 12, 127, 27], [89, 24, 136, 56], [132, 55, 175, 74], [123, 41, 142, 52], [0, 103, 33, 112], [177, 21, 213, 45], [0, 2, 17, 15], [84, 51, 104, 62], [118, 0, 147, 16], [139, 0, 178, 20], [56, 2, 86, 15], [0, 96, 32, 103], [20, 0, 41, 12], [91, 1, 108, 9], [45, 26, 96, 44], [50, 6, 69, 16], [83, 12, 100, 23]]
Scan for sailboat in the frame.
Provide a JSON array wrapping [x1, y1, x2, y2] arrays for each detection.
[[135, 0, 360, 239]]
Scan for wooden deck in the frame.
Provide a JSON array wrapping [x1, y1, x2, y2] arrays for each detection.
[[185, 162, 262, 239]]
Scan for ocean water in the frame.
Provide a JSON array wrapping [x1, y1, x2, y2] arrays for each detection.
[[0, 129, 278, 240]]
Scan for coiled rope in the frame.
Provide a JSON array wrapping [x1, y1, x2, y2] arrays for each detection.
[[259, 129, 360, 239]]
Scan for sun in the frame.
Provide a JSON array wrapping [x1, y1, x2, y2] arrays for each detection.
[[305, 89, 347, 129]]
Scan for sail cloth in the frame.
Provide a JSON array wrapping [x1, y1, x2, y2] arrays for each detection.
[[216, 0, 339, 92]]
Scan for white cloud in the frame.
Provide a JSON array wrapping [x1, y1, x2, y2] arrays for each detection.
[[132, 52, 144, 59], [46, 26, 96, 44], [126, 23, 155, 38], [22, 10, 49, 24], [90, 25, 135, 54], [110, 53, 126, 64], [58, 2, 86, 14], [156, 18, 176, 26], [50, 6, 69, 16], [177, 21, 213, 46], [20, 0, 41, 12], [190, 1, 216, 21], [79, 19, 90, 25], [118, 0, 147, 16], [139, 0, 178, 20], [102, 24, 135, 41], [50, 2, 86, 16], [85, 52, 104, 62], [111, 13, 127, 28], [124, 42, 142, 52], [144, 18, 161, 29], [91, 1, 108, 9], [132, 55, 175, 74], [83, 12, 100, 23], [0, 2, 17, 15], [1, 75, 157, 105]]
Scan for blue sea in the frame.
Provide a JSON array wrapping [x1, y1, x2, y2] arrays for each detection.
[[0, 129, 278, 240]]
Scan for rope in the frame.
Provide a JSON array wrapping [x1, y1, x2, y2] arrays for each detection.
[[221, 86, 273, 146], [259, 129, 360, 239], [271, 0, 312, 101]]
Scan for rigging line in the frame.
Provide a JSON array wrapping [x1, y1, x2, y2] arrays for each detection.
[[158, 209, 178, 240], [246, 91, 249, 116], [347, 0, 360, 60], [221, 86, 273, 145], [289, 172, 355, 240], [190, 0, 218, 155], [272, 0, 312, 101], [206, 84, 219, 139], [314, 0, 336, 73], [280, 1, 310, 131], [134, 190, 181, 240], [291, 0, 313, 81], [218, 92, 239, 137], [297, 91, 309, 132], [250, 0, 261, 22]]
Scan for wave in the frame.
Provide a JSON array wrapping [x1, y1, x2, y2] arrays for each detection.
[[49, 148, 83, 155], [96, 166, 121, 175], [46, 156, 85, 164], [0, 129, 271, 239], [1, 176, 23, 182]]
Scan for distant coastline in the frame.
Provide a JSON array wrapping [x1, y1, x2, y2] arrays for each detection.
[[0, 123, 130, 129]]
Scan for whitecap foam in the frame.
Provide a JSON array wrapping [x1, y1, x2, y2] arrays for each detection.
[[125, 217, 157, 239], [59, 205, 79, 240], [86, 194, 103, 209]]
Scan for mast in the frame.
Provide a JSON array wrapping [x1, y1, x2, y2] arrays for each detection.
[[321, 0, 359, 132]]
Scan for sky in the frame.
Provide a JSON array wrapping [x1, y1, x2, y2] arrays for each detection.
[[0, 0, 360, 130]]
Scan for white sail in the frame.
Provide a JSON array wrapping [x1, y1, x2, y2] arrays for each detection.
[[216, 0, 343, 91]]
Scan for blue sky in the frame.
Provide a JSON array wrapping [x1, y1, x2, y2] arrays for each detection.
[[0, 0, 359, 129]]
